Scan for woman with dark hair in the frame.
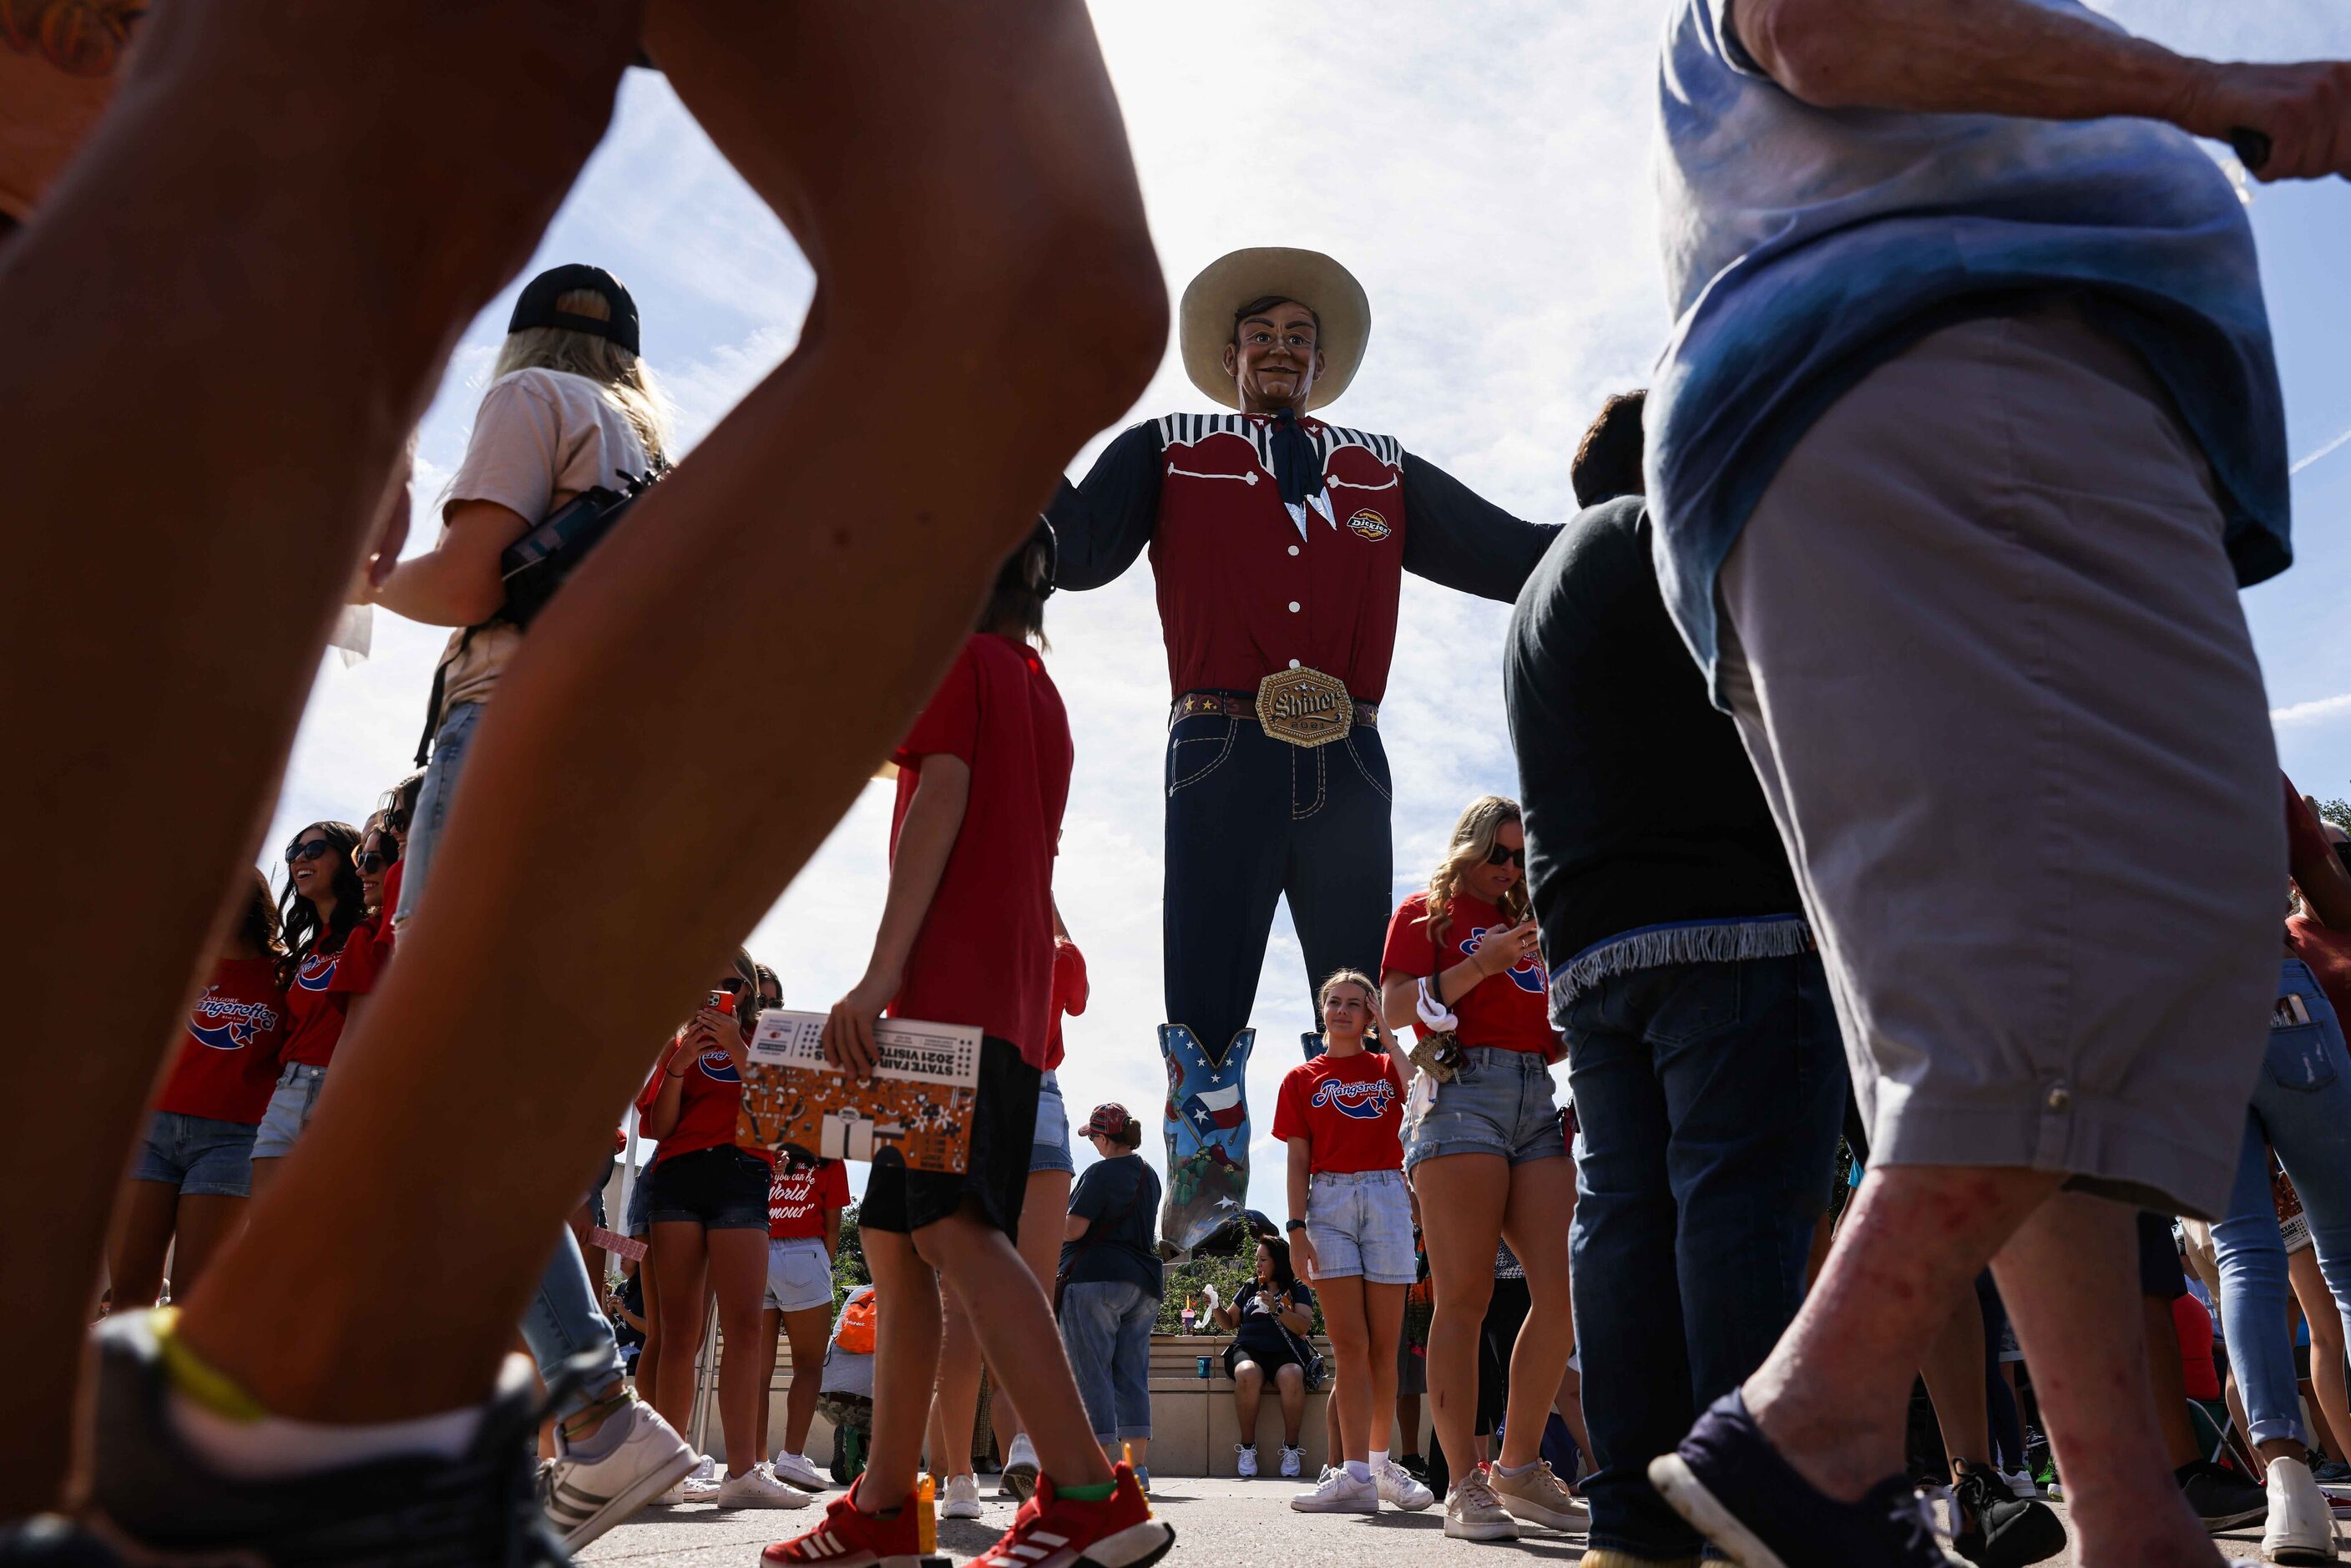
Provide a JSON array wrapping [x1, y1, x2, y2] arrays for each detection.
[[1216, 1235, 1317, 1479], [1058, 1102, 1162, 1488], [1382, 795, 1583, 1540], [353, 821, 400, 923], [634, 952, 806, 1510], [108, 870, 286, 1307], [250, 822, 381, 1195]]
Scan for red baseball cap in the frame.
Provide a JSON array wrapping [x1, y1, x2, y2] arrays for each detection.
[[1084, 1103, 1133, 1140]]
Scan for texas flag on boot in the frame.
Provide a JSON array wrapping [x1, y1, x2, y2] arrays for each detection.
[[1183, 1082, 1246, 1136]]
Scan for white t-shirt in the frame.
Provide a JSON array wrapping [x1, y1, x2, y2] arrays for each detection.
[[434, 368, 651, 713]]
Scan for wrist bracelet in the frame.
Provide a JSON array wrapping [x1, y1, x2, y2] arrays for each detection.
[[1284, 1218, 1307, 1232]]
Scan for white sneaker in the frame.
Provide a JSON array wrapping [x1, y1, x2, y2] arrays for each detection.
[[653, 1475, 720, 1507], [1488, 1459, 1589, 1532], [2000, 1465, 2041, 1501], [1280, 1444, 1304, 1478], [1376, 1457, 1436, 1512], [538, 1397, 698, 1548], [769, 1449, 828, 1492], [1236, 1443, 1259, 1479], [942, 1471, 982, 1520], [1444, 1471, 1519, 1541], [1292, 1466, 1378, 1515], [1001, 1433, 1039, 1500], [713, 1464, 812, 1510], [689, 1453, 719, 1484], [2266, 1455, 2340, 1564]]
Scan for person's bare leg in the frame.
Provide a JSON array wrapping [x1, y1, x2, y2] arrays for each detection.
[[707, 1228, 769, 1477], [2146, 1294, 2202, 1469], [1499, 1158, 1578, 1469], [1277, 1363, 1307, 1449], [1414, 1154, 1509, 1480], [1321, 1275, 1373, 1464], [645, 1223, 710, 1440], [0, 0, 635, 1509], [916, 1212, 1111, 1488], [638, 1247, 665, 1414], [246, 1157, 283, 1203], [990, 1166, 1067, 1452], [780, 1305, 830, 1458], [1992, 1193, 2215, 1567], [1363, 1281, 1403, 1462], [104, 1184, 178, 1313], [861, 1229, 944, 1509], [930, 1284, 983, 1479], [167, 1195, 245, 1305], [2290, 1247, 2350, 1464], [1923, 1284, 1993, 1474], [1398, 1388, 1422, 1459], [1744, 1166, 2060, 1500], [174, 0, 1160, 1426], [757, 1306, 783, 1459], [1235, 1364, 1266, 1453], [1553, 1360, 1593, 1480]]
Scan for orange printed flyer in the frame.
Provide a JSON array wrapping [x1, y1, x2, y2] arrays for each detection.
[[736, 1009, 983, 1174]]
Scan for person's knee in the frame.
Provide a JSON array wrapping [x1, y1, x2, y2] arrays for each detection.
[[1276, 1365, 1305, 1393]]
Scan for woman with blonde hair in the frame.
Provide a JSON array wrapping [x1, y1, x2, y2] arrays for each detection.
[[1381, 795, 1583, 1541]]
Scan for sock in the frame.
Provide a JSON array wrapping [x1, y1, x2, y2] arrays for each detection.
[[1494, 1459, 1539, 1479], [1345, 1459, 1371, 1482], [1054, 1479, 1116, 1502], [563, 1411, 629, 1462], [1368, 1448, 1390, 1470], [157, 1310, 487, 1480]]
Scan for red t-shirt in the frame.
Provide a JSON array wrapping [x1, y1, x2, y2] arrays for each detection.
[[887, 635, 1073, 1070], [156, 956, 288, 1124], [278, 923, 385, 1068], [2174, 1292, 2221, 1402], [380, 858, 406, 923], [1381, 890, 1555, 1055], [1044, 938, 1090, 1072], [768, 1158, 852, 1241], [635, 1032, 769, 1166], [1272, 1048, 1408, 1174]]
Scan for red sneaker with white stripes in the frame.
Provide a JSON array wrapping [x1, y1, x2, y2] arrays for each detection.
[[970, 1462, 1174, 1568], [761, 1476, 925, 1567]]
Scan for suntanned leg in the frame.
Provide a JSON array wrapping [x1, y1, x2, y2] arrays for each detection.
[[166, 1195, 245, 1304], [781, 1305, 830, 1457], [645, 1223, 711, 1441], [930, 1284, 983, 1478], [2290, 1247, 2350, 1464], [708, 1229, 770, 1477], [174, 0, 1160, 1426], [0, 0, 635, 1509], [639, 1247, 665, 1414], [757, 1307, 783, 1459], [1923, 1284, 1993, 1474], [1364, 1282, 1404, 1459], [1414, 1154, 1509, 1480], [1277, 1364, 1307, 1448], [104, 1184, 178, 1313], [1321, 1276, 1373, 1464], [1743, 1166, 2061, 1499], [992, 1168, 1070, 1448], [862, 1230, 944, 1508], [1235, 1363, 1266, 1451], [1499, 1161, 1578, 1470], [1993, 1194, 2215, 1567], [2146, 1293, 2202, 1469]]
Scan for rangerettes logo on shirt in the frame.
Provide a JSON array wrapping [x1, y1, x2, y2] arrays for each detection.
[[1310, 1075, 1397, 1120], [1464, 925, 1545, 994], [187, 988, 280, 1052], [294, 949, 340, 992], [699, 1049, 742, 1083], [1347, 508, 1392, 542]]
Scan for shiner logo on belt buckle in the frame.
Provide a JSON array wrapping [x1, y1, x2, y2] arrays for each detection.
[[1256, 666, 1352, 748]]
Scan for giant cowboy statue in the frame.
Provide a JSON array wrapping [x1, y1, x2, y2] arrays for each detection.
[[1050, 248, 1559, 1249]]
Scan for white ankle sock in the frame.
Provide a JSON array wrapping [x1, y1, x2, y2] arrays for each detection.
[[1345, 1459, 1372, 1482], [1368, 1448, 1389, 1470], [1494, 1459, 1538, 1479], [171, 1388, 485, 1480]]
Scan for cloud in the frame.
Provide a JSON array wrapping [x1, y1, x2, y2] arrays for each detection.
[[2273, 693, 2351, 728]]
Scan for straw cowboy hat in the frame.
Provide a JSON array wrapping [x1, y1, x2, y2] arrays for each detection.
[[1180, 246, 1371, 412]]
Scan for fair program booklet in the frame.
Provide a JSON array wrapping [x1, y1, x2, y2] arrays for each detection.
[[736, 1009, 983, 1174]]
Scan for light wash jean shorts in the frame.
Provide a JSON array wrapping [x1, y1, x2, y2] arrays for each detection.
[[1304, 1167, 1416, 1284], [250, 1062, 330, 1161], [765, 1236, 835, 1314], [1029, 1069, 1074, 1176], [1403, 1045, 1565, 1171]]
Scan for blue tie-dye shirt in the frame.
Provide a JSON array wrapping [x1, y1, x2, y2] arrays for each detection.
[[1648, 0, 2289, 690]]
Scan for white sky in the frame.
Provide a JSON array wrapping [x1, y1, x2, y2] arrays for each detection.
[[261, 2, 2351, 1217]]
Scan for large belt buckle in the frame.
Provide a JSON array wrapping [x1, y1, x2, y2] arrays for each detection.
[[1255, 665, 1352, 748]]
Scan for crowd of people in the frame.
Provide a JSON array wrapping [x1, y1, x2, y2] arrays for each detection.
[[6, 3, 2351, 1568]]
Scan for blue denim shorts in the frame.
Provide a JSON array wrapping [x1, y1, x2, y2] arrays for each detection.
[[1304, 1168, 1416, 1283], [624, 1159, 654, 1237], [646, 1146, 773, 1231], [250, 1063, 330, 1161], [765, 1236, 836, 1314], [131, 1110, 258, 1198], [1403, 1045, 1567, 1171], [1030, 1069, 1074, 1175]]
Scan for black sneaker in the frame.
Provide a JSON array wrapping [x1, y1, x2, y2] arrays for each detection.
[[1950, 1467, 2066, 1566], [2177, 1459, 2269, 1532], [76, 1310, 571, 1565], [1649, 1391, 1969, 1568]]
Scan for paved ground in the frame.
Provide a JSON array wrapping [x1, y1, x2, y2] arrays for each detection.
[[579, 1479, 2286, 1565]]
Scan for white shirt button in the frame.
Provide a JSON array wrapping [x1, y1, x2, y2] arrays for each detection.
[[1288, 545, 1300, 557], [1287, 601, 1300, 614], [1289, 660, 1300, 670]]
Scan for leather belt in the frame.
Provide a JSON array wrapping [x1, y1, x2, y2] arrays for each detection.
[[1171, 670, 1377, 748]]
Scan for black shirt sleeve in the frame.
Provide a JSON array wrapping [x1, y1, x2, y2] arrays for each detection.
[[1400, 452, 1561, 604], [1046, 422, 1165, 591]]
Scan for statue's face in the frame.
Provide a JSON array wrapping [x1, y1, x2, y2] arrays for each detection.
[[1222, 299, 1322, 413]]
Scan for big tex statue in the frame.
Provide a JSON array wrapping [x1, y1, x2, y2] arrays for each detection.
[[1049, 248, 1557, 1248]]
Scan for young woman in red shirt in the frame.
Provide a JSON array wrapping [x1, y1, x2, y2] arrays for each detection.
[[1276, 969, 1434, 1518], [1381, 796, 1584, 1541], [353, 821, 400, 926], [756, 1151, 849, 1491], [250, 822, 382, 1196], [634, 952, 806, 1511], [107, 871, 287, 1308]]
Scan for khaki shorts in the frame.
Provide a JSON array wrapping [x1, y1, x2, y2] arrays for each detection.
[[1716, 302, 2281, 1221]]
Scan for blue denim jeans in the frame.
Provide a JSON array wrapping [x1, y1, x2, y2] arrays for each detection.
[[1058, 1279, 1160, 1441], [2212, 958, 2351, 1448], [402, 696, 623, 1419], [1564, 951, 1848, 1559]]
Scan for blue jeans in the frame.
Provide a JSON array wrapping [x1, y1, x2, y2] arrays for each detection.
[[1564, 952, 1848, 1559], [1058, 1279, 1160, 1442], [2212, 959, 2351, 1448], [402, 697, 623, 1419]]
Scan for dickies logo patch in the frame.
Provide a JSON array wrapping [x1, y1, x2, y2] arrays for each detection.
[[1347, 508, 1392, 542]]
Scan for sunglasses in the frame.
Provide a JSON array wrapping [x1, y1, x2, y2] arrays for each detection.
[[285, 839, 335, 864], [1486, 844, 1525, 870], [355, 849, 397, 874]]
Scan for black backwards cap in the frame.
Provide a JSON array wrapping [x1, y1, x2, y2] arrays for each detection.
[[508, 263, 640, 356]]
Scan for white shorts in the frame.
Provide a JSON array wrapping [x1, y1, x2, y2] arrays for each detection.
[[765, 1236, 834, 1315]]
